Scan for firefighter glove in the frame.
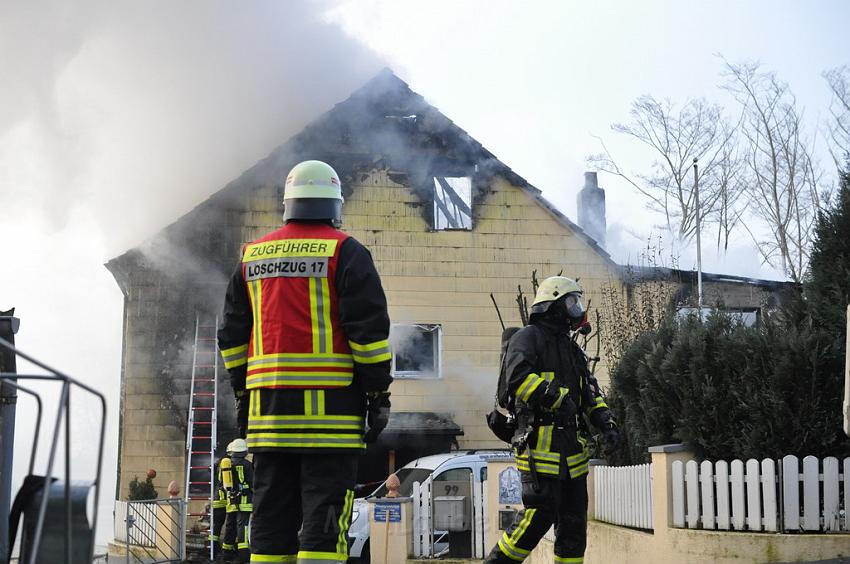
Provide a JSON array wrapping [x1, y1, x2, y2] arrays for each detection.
[[364, 391, 391, 443], [235, 390, 248, 438], [601, 425, 622, 455], [541, 381, 577, 420]]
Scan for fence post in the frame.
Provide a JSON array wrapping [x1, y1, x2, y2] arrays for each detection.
[[0, 310, 20, 563], [587, 459, 606, 521], [648, 444, 694, 538]]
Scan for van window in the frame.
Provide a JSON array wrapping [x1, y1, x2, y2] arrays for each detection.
[[433, 467, 473, 498], [370, 467, 433, 498], [433, 468, 472, 482]]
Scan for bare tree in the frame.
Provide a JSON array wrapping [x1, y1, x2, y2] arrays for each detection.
[[588, 96, 740, 243], [824, 66, 850, 164], [722, 61, 822, 283], [710, 122, 748, 251]]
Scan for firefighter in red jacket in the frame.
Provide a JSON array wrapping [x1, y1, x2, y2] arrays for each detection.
[[218, 160, 392, 564]]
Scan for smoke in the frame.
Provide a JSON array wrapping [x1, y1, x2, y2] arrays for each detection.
[[0, 0, 385, 548], [0, 0, 384, 253]]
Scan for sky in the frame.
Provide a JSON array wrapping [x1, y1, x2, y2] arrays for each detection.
[[0, 0, 848, 547]]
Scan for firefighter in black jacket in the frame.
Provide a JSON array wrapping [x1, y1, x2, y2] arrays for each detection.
[[218, 160, 392, 563], [220, 439, 253, 563], [209, 454, 229, 559], [485, 276, 621, 564]]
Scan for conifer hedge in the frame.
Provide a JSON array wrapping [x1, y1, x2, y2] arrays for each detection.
[[608, 166, 850, 464]]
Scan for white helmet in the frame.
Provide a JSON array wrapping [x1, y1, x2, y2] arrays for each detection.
[[227, 438, 248, 454], [530, 276, 584, 318], [282, 160, 343, 224]]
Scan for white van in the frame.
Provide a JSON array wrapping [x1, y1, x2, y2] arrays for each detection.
[[347, 450, 513, 562]]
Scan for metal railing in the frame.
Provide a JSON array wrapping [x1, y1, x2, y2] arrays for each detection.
[[0, 336, 107, 564], [117, 498, 187, 563]]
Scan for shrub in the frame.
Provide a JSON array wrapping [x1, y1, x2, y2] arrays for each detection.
[[608, 163, 850, 464], [127, 475, 158, 501]]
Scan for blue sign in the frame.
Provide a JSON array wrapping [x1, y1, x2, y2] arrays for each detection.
[[374, 502, 402, 523]]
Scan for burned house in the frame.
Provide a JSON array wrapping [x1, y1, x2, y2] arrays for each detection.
[[106, 69, 626, 497]]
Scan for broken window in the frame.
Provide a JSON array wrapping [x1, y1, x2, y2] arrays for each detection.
[[676, 307, 759, 327], [390, 323, 442, 378], [433, 177, 472, 230]]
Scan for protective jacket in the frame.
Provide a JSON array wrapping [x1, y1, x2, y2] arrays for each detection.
[[212, 457, 229, 510], [504, 319, 612, 480], [218, 221, 392, 453], [225, 454, 253, 513]]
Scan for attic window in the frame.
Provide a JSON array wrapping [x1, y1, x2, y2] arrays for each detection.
[[433, 177, 472, 230]]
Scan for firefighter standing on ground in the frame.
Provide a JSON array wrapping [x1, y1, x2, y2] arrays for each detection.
[[209, 453, 230, 559], [485, 276, 621, 564], [218, 160, 392, 564], [219, 438, 253, 563]]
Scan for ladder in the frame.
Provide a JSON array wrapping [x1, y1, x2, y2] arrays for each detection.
[[184, 314, 219, 560]]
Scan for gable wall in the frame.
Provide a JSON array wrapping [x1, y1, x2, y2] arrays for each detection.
[[339, 170, 621, 448]]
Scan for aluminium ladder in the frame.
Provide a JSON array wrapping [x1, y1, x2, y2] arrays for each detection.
[[184, 314, 220, 560]]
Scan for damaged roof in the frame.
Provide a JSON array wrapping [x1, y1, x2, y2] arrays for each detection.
[[107, 68, 613, 272]]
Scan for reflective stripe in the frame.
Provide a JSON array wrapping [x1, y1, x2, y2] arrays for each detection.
[[516, 459, 560, 476], [497, 537, 528, 561], [249, 354, 354, 367], [295, 550, 349, 562], [588, 395, 609, 413], [569, 463, 589, 479], [516, 373, 544, 402], [251, 390, 261, 417], [250, 555, 297, 563], [309, 278, 333, 354], [222, 543, 235, 550], [541, 371, 555, 382], [348, 339, 392, 364], [336, 489, 354, 556], [221, 344, 249, 369], [535, 425, 553, 452], [248, 415, 363, 430], [242, 239, 338, 261], [550, 387, 570, 409], [555, 557, 584, 563], [247, 433, 365, 449], [248, 280, 264, 355], [301, 389, 325, 416], [497, 507, 535, 560], [246, 372, 353, 389]]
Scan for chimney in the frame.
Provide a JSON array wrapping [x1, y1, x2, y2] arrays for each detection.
[[577, 172, 606, 247]]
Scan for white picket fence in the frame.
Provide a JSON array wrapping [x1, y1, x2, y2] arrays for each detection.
[[672, 455, 850, 533], [594, 463, 654, 530]]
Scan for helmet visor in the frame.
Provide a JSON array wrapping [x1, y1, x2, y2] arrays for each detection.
[[564, 293, 585, 319]]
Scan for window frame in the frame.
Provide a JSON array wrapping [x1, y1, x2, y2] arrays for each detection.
[[390, 322, 443, 380], [432, 176, 473, 231]]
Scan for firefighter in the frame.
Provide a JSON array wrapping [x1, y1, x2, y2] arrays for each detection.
[[209, 454, 230, 559], [217, 160, 392, 564], [484, 276, 621, 564], [220, 439, 253, 563]]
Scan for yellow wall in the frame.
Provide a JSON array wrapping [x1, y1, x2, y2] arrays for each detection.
[[338, 169, 620, 449]]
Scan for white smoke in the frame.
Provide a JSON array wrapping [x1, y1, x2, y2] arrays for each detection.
[[0, 0, 385, 548]]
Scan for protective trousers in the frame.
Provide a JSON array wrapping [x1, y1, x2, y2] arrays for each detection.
[[210, 506, 226, 556], [221, 510, 251, 561], [250, 452, 357, 563], [484, 473, 588, 563]]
